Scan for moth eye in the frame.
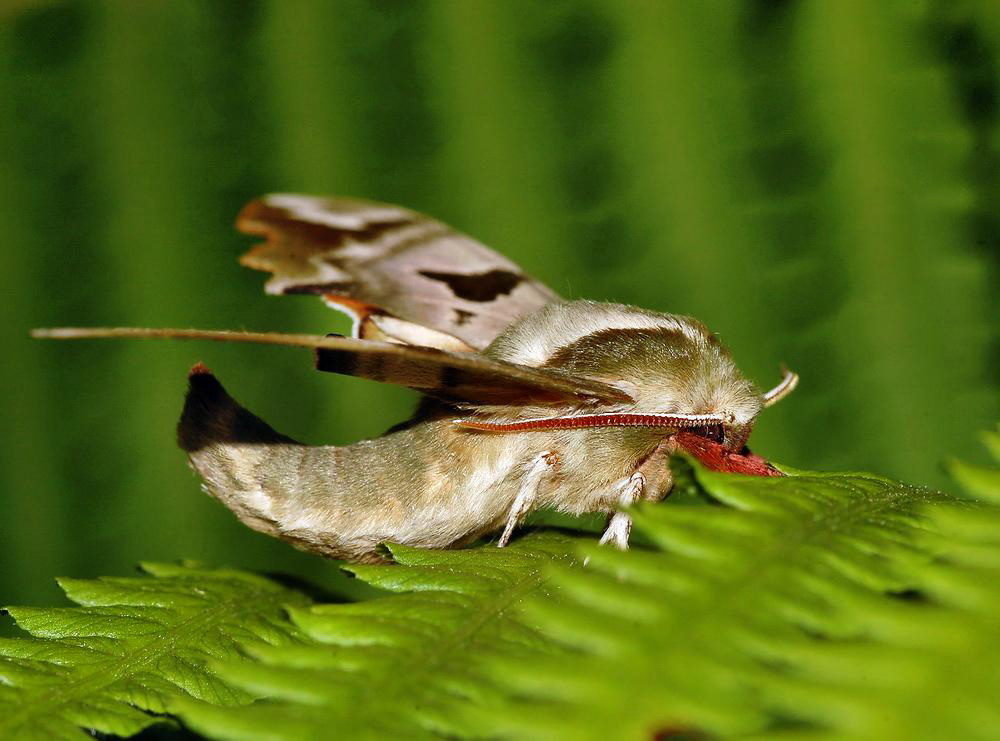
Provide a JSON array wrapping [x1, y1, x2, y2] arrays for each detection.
[[690, 424, 724, 443]]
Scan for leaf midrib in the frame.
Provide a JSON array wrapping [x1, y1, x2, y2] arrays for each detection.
[[304, 551, 558, 733], [603, 476, 940, 718], [686, 476, 933, 632], [1, 582, 291, 734]]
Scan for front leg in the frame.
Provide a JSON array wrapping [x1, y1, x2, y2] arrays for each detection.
[[599, 439, 676, 550], [497, 451, 559, 548], [599, 471, 647, 549]]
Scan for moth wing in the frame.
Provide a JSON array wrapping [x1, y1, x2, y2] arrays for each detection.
[[312, 335, 632, 406], [237, 194, 560, 350], [319, 294, 475, 352], [32, 326, 631, 407]]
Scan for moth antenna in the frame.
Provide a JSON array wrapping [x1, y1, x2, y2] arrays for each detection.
[[762, 365, 798, 407], [456, 412, 727, 433]]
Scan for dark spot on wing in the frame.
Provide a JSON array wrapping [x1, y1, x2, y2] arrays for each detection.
[[453, 309, 475, 325], [314, 348, 355, 375], [315, 334, 356, 375], [284, 281, 354, 295], [419, 269, 523, 302], [440, 365, 463, 388]]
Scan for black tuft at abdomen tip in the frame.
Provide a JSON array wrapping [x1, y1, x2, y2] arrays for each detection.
[[177, 365, 297, 453], [188, 361, 214, 378]]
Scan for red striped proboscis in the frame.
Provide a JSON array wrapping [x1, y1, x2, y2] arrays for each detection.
[[456, 412, 726, 432]]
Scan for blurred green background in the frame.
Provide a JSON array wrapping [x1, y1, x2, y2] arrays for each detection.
[[1, 0, 996, 610]]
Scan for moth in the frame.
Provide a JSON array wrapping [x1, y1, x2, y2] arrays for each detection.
[[34, 194, 797, 563]]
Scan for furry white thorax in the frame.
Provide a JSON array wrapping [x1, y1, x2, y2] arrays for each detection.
[[485, 300, 764, 430], [488, 300, 705, 367]]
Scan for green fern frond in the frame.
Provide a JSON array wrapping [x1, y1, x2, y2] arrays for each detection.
[[176, 533, 580, 740], [463, 472, 950, 739], [472, 465, 1000, 739], [0, 562, 310, 739]]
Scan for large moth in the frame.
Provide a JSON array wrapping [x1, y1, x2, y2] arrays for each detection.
[[35, 194, 797, 563]]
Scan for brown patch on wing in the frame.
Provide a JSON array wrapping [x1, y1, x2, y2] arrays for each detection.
[[238, 198, 413, 283], [236, 194, 559, 349], [418, 269, 523, 302], [284, 282, 355, 295]]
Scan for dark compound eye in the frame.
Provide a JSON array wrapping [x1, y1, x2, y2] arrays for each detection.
[[690, 424, 724, 443]]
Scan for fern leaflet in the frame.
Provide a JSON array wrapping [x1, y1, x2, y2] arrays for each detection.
[[0, 562, 309, 739]]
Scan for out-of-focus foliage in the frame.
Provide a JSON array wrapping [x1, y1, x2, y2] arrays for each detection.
[[0, 0, 996, 610]]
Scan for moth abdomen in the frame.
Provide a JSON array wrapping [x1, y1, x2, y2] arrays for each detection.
[[176, 365, 500, 562]]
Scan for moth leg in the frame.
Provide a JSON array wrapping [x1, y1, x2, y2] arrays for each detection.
[[599, 472, 646, 550], [598, 439, 676, 551], [641, 447, 675, 503], [497, 451, 558, 548]]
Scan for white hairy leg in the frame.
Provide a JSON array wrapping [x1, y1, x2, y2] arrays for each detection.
[[596, 439, 677, 553], [599, 471, 646, 550], [497, 451, 558, 548]]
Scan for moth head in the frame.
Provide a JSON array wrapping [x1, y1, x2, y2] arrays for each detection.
[[473, 301, 797, 455]]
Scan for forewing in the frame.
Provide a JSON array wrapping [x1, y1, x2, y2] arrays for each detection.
[[237, 194, 559, 349], [31, 326, 631, 407], [312, 336, 632, 406]]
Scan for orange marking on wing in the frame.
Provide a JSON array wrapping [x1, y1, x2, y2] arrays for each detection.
[[321, 294, 384, 320]]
